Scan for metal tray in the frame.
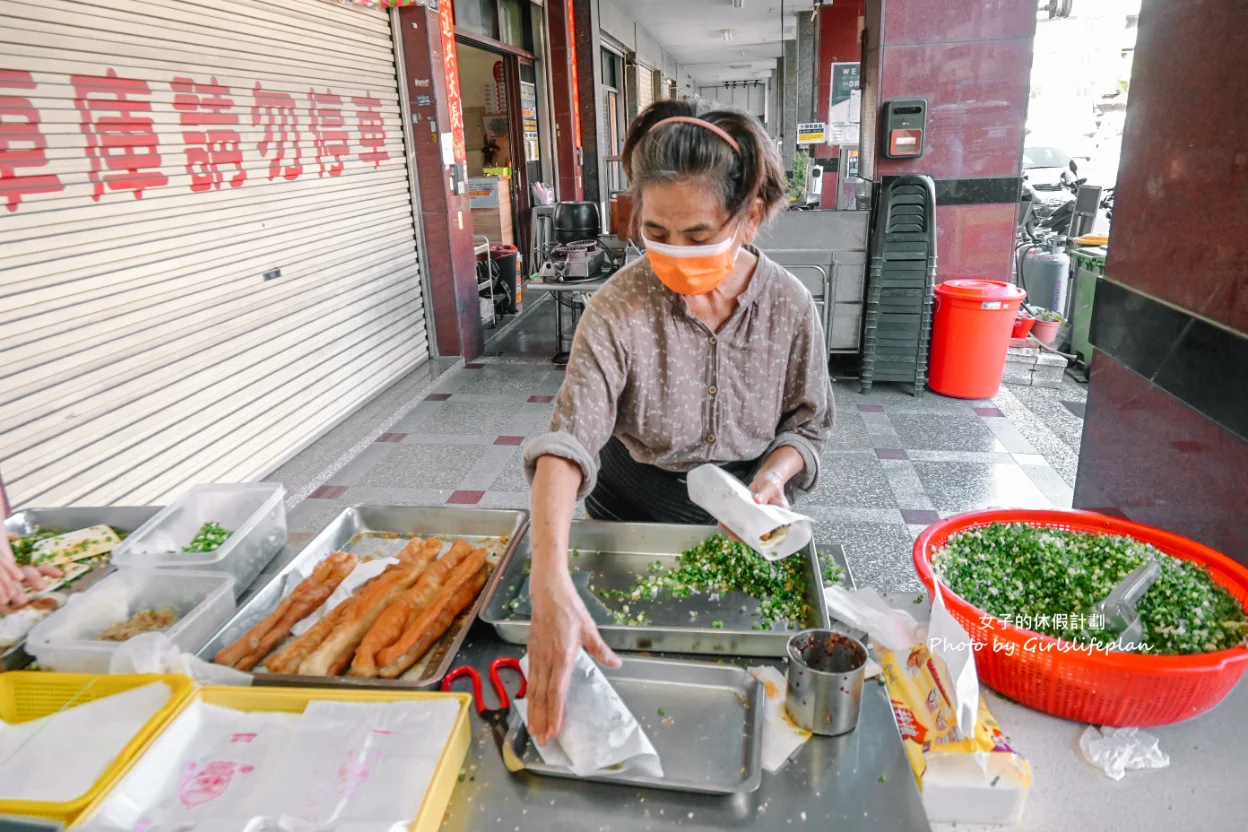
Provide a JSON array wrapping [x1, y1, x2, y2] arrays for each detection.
[[197, 505, 529, 689], [480, 521, 831, 656], [2, 506, 162, 671], [502, 656, 764, 794]]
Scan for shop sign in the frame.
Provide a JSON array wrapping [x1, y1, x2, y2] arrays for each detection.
[[437, 0, 466, 162], [828, 62, 861, 145], [520, 80, 539, 161], [796, 122, 826, 144]]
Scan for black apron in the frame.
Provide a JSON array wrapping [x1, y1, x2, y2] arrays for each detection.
[[585, 437, 763, 524]]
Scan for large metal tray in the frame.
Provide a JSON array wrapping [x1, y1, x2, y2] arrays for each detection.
[[3, 506, 161, 671], [198, 505, 529, 689], [480, 521, 831, 656], [502, 656, 764, 794]]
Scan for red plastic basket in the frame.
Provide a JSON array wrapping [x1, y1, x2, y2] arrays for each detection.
[[913, 509, 1248, 726]]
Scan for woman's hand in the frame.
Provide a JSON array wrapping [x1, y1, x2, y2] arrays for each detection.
[[749, 469, 791, 510], [0, 533, 62, 613], [526, 571, 621, 746]]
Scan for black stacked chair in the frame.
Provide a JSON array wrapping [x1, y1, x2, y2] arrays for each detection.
[[860, 175, 938, 395]]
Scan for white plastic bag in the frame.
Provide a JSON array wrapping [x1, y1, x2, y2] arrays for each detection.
[[686, 464, 812, 560], [1079, 725, 1170, 781], [514, 650, 662, 778], [108, 632, 252, 685], [0, 682, 172, 803]]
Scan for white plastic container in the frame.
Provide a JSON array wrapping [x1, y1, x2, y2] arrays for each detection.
[[111, 483, 286, 595], [26, 569, 235, 673]]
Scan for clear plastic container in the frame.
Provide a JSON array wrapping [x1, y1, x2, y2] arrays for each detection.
[[26, 569, 236, 673], [111, 483, 286, 595]]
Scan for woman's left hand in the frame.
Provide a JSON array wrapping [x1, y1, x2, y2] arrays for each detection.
[[748, 470, 791, 510]]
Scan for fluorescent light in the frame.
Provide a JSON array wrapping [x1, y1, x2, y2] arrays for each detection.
[[733, 0, 744, 7], [720, 28, 734, 40]]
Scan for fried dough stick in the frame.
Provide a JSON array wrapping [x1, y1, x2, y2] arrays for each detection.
[[214, 552, 356, 669], [351, 541, 476, 678], [377, 551, 489, 679]]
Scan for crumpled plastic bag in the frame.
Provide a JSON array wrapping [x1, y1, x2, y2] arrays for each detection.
[[1079, 725, 1170, 781], [108, 632, 252, 685]]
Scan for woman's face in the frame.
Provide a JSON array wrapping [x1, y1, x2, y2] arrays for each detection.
[[638, 179, 759, 247]]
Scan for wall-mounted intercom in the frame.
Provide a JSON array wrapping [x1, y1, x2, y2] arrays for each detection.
[[882, 98, 928, 159]]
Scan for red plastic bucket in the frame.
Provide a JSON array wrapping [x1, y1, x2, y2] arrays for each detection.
[[928, 280, 1026, 398]]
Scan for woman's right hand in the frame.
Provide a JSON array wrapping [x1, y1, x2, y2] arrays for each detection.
[[526, 570, 621, 746]]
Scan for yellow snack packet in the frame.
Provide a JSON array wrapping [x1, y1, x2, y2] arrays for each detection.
[[880, 644, 1033, 824]]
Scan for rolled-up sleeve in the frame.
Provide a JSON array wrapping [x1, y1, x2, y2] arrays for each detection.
[[766, 297, 835, 496], [523, 302, 629, 498]]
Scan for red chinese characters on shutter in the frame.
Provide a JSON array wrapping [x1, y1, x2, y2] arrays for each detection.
[[251, 83, 302, 181], [0, 68, 64, 213], [171, 76, 246, 192], [352, 92, 389, 168], [307, 88, 349, 177], [71, 69, 168, 201]]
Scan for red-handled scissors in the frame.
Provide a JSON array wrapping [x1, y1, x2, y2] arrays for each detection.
[[441, 657, 527, 767]]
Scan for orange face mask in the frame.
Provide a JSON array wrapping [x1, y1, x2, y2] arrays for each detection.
[[643, 227, 741, 295]]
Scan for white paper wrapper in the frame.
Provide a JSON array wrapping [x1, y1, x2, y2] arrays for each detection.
[[108, 632, 252, 685], [0, 681, 172, 803], [686, 464, 812, 561], [747, 666, 810, 772], [80, 697, 461, 831], [514, 650, 662, 779], [1079, 726, 1170, 781], [290, 557, 398, 636]]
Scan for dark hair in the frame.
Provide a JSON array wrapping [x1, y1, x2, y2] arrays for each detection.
[[622, 100, 787, 226]]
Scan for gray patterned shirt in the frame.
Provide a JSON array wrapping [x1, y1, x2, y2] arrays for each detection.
[[524, 250, 835, 499]]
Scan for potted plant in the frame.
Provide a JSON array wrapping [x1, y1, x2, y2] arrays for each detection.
[[1012, 309, 1035, 340], [1031, 309, 1064, 344]]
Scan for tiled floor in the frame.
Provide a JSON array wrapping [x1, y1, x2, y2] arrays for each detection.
[[272, 299, 1086, 595]]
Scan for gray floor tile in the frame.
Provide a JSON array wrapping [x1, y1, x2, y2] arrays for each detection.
[[992, 387, 1080, 486], [912, 460, 1051, 512], [359, 444, 488, 489], [457, 446, 520, 490], [878, 459, 935, 511], [859, 411, 903, 447], [808, 452, 898, 508], [1007, 383, 1088, 451], [504, 402, 558, 435], [804, 510, 922, 594], [825, 408, 876, 451], [835, 382, 991, 414], [981, 415, 1040, 454], [447, 366, 563, 396], [888, 413, 1008, 452], [906, 450, 1017, 464], [389, 400, 445, 432], [339, 486, 453, 506], [328, 443, 391, 486], [489, 449, 535, 492], [396, 400, 525, 437], [1019, 462, 1075, 509], [400, 433, 500, 446], [287, 498, 351, 534], [479, 490, 530, 510]]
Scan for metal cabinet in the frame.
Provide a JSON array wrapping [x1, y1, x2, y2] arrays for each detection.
[[755, 210, 870, 354]]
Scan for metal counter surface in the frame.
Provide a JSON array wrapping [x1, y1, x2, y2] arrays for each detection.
[[440, 543, 927, 831]]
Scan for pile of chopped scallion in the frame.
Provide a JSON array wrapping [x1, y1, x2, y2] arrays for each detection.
[[598, 534, 810, 629], [933, 522, 1248, 655]]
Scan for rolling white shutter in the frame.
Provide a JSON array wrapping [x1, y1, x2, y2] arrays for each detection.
[[0, 0, 428, 508]]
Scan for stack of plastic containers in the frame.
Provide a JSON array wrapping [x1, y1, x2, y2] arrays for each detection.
[[859, 175, 938, 395]]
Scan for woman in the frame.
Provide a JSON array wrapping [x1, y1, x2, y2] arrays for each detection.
[[522, 101, 834, 745]]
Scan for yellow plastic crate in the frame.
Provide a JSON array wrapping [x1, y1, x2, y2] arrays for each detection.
[[74, 685, 473, 832], [0, 672, 195, 824]]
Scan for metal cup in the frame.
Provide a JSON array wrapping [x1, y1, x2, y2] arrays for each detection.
[[785, 629, 867, 736]]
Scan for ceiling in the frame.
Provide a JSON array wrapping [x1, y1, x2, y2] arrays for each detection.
[[611, 0, 799, 85]]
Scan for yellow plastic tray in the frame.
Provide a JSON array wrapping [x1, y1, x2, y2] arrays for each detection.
[[73, 685, 473, 832], [0, 672, 195, 824]]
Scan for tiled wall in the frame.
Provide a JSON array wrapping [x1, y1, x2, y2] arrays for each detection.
[[869, 0, 1035, 282], [1075, 0, 1248, 567]]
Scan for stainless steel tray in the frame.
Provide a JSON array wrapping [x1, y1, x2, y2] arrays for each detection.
[[3, 506, 162, 671], [502, 656, 764, 794], [198, 505, 529, 689], [480, 521, 831, 656]]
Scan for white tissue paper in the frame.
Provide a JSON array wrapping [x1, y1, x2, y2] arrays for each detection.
[[1079, 726, 1170, 781], [514, 650, 662, 779], [0, 681, 172, 803], [108, 632, 252, 685], [687, 464, 812, 560], [290, 557, 398, 636], [747, 666, 810, 772], [79, 697, 461, 831]]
